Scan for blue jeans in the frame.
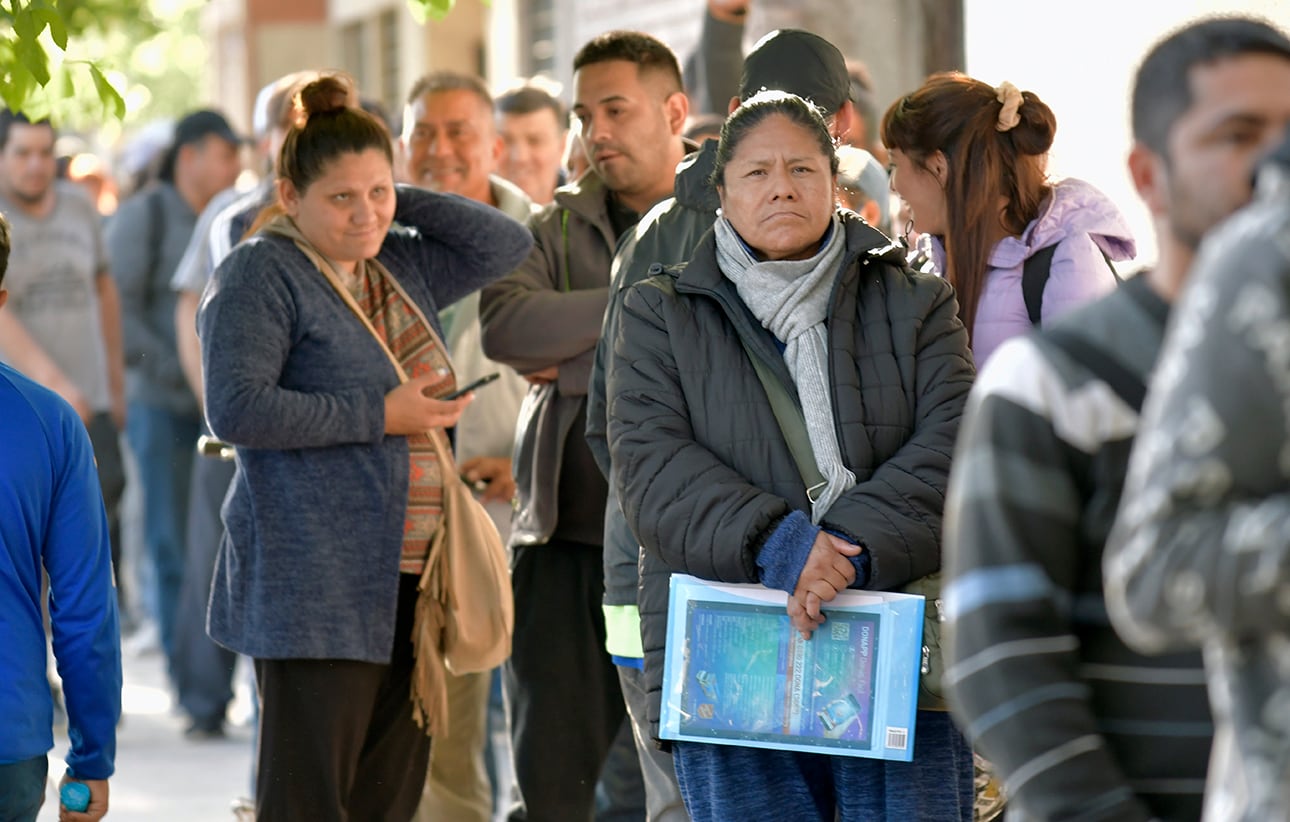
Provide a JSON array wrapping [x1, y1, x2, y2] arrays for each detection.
[[125, 403, 200, 663], [0, 755, 47, 822], [673, 710, 974, 821], [173, 450, 238, 729]]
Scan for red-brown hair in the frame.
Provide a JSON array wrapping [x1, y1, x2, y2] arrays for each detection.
[[881, 72, 1056, 342]]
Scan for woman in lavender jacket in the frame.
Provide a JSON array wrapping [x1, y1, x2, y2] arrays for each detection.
[[882, 72, 1134, 365]]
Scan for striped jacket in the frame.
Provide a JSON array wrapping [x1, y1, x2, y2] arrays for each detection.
[[1106, 175, 1290, 821], [943, 275, 1212, 821]]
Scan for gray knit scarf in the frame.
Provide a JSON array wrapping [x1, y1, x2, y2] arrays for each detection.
[[714, 213, 855, 522]]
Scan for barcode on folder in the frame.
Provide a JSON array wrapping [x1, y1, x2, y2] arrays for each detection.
[[885, 727, 908, 750]]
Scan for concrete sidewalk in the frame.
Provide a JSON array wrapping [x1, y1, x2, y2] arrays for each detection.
[[38, 648, 255, 821]]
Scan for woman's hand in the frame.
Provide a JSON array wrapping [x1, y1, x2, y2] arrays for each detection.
[[788, 533, 863, 639], [384, 373, 473, 435]]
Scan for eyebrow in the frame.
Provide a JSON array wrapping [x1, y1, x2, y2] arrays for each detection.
[[572, 94, 630, 114], [416, 117, 472, 128], [737, 155, 821, 167], [1194, 104, 1277, 137]]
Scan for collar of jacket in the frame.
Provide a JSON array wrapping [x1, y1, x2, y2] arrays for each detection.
[[673, 139, 720, 212], [676, 211, 901, 297], [554, 138, 705, 226], [667, 211, 905, 387], [488, 174, 537, 223]]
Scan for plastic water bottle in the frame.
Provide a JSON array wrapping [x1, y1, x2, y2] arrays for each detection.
[[60, 780, 91, 812]]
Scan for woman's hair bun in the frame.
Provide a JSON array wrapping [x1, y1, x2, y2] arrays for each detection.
[[292, 74, 357, 127], [1010, 89, 1057, 157]]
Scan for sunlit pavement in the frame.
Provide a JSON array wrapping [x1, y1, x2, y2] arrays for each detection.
[[39, 647, 255, 821]]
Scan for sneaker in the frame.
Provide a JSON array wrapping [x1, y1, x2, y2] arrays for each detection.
[[230, 796, 255, 821], [183, 720, 227, 741], [974, 752, 1006, 821], [123, 621, 161, 657]]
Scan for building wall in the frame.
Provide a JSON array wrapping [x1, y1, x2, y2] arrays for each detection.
[[204, 0, 956, 146], [966, 0, 1290, 270], [529, 0, 703, 94]]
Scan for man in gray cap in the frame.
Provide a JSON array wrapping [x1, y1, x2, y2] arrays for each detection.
[[584, 28, 856, 822]]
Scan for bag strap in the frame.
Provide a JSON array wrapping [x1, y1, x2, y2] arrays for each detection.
[[642, 273, 826, 499], [1023, 240, 1124, 327], [1043, 328, 1147, 413], [286, 234, 459, 460], [736, 336, 827, 502], [1021, 243, 1058, 326]]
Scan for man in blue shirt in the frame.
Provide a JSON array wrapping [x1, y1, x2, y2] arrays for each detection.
[[0, 209, 122, 821]]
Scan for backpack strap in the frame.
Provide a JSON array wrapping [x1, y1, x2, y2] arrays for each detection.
[[1021, 243, 1058, 327], [1022, 239, 1124, 328], [142, 186, 166, 308], [1042, 327, 1147, 413]]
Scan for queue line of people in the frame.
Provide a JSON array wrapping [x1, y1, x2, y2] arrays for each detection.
[[5, 10, 1290, 822]]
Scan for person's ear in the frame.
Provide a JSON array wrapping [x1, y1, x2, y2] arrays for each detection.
[[716, 182, 727, 213], [665, 91, 690, 137], [490, 132, 504, 167], [277, 178, 301, 217], [0, 288, 8, 311], [1128, 141, 1167, 217], [930, 150, 948, 186], [831, 100, 856, 145], [727, 95, 741, 115], [859, 199, 881, 227]]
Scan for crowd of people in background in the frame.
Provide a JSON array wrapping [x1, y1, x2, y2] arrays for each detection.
[[3, 2, 1290, 821]]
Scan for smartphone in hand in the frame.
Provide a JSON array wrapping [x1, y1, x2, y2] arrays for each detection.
[[441, 372, 500, 400]]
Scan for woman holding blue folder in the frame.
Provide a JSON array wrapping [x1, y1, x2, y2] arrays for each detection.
[[606, 91, 976, 820]]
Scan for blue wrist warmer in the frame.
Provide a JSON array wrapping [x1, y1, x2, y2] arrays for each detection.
[[756, 510, 819, 593]]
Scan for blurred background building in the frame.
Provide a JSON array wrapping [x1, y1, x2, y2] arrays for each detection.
[[199, 0, 963, 138]]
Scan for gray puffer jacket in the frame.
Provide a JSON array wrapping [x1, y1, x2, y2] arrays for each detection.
[[606, 212, 976, 737]]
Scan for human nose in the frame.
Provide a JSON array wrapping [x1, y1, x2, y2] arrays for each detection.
[[428, 133, 453, 157], [352, 195, 377, 224], [769, 167, 796, 200], [582, 112, 610, 145]]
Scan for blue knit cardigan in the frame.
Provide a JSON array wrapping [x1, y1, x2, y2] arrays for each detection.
[[197, 186, 532, 661]]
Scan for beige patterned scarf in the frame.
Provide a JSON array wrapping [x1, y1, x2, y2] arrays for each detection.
[[262, 215, 456, 574]]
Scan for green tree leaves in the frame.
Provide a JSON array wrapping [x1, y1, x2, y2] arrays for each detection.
[[406, 0, 461, 24], [0, 0, 125, 120]]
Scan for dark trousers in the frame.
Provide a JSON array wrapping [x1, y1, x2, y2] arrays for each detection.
[[173, 452, 238, 729], [673, 710, 975, 821], [86, 413, 125, 598], [505, 540, 627, 822], [0, 755, 46, 822], [254, 574, 431, 822]]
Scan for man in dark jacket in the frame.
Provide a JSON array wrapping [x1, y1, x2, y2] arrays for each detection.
[[584, 28, 857, 820], [478, 30, 689, 822]]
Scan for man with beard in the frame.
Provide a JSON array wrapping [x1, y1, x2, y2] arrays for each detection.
[[0, 111, 126, 608], [479, 30, 689, 822]]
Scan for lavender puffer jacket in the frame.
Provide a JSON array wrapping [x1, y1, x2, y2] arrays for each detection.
[[929, 177, 1136, 366]]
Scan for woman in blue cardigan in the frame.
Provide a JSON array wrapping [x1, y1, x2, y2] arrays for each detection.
[[197, 74, 532, 821]]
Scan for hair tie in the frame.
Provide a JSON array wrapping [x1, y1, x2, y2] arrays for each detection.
[[995, 81, 1022, 132]]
